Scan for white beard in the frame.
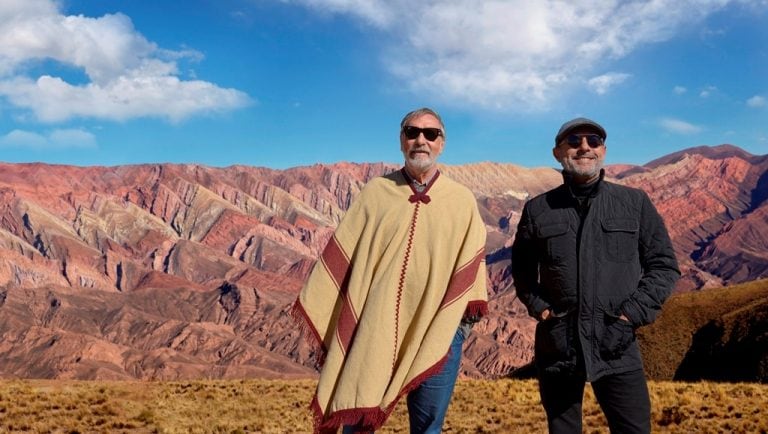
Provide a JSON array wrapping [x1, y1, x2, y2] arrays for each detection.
[[404, 152, 436, 172], [560, 155, 603, 179]]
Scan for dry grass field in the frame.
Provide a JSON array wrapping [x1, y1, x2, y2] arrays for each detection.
[[1, 378, 766, 433]]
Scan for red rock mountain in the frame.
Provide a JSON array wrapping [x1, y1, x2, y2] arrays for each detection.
[[0, 144, 766, 380]]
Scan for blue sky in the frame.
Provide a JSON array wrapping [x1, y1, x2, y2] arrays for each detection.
[[0, 0, 766, 170]]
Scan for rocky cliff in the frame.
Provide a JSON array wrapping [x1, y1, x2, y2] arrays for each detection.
[[0, 144, 765, 380]]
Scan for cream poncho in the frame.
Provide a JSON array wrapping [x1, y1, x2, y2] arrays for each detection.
[[293, 169, 488, 433]]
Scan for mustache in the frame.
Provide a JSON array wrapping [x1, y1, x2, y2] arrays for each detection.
[[407, 146, 431, 154]]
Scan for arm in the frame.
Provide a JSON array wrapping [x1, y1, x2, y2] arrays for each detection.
[[511, 202, 551, 320], [620, 193, 681, 326]]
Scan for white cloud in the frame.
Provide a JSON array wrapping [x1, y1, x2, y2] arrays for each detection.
[[0, 75, 250, 123], [673, 86, 687, 95], [0, 128, 96, 149], [0, 0, 251, 122], [280, 0, 395, 27], [659, 118, 703, 135], [587, 73, 631, 95], [747, 95, 766, 108], [699, 85, 718, 98], [286, 0, 747, 111]]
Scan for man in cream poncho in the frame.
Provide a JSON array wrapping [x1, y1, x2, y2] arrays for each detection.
[[293, 107, 488, 433]]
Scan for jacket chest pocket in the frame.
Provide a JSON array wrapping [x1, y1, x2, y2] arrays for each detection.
[[601, 218, 639, 263], [537, 222, 570, 263]]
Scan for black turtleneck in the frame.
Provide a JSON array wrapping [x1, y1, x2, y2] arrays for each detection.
[[563, 170, 604, 218]]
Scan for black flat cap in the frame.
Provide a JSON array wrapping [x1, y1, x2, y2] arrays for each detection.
[[555, 117, 606, 144]]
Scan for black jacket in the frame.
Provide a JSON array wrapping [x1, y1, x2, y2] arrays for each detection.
[[511, 172, 680, 380]]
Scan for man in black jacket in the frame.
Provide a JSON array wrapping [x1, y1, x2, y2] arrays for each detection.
[[511, 117, 680, 433]]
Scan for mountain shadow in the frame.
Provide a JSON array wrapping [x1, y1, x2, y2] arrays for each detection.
[[674, 299, 768, 383], [638, 279, 768, 382]]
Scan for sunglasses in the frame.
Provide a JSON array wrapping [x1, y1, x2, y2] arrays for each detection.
[[402, 125, 443, 141], [565, 134, 604, 148]]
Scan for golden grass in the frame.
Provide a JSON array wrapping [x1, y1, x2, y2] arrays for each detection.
[[1, 378, 766, 433]]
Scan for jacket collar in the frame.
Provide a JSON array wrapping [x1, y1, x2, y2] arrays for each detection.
[[562, 169, 605, 198]]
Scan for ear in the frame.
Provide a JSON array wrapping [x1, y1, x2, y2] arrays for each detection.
[[552, 146, 561, 161]]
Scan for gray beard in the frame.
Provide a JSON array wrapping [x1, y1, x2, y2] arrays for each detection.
[[560, 156, 603, 179], [404, 154, 436, 172]]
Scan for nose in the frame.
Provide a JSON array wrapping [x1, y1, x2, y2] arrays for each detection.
[[576, 136, 592, 150], [414, 132, 428, 145]]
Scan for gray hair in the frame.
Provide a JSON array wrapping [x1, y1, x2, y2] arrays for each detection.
[[400, 107, 446, 139]]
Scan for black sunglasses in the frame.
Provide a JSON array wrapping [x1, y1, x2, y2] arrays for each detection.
[[565, 134, 604, 148], [402, 125, 443, 141]]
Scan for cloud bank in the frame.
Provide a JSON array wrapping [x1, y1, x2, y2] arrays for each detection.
[[0, 128, 97, 149], [0, 0, 251, 123], [588, 73, 632, 95], [747, 95, 766, 108], [286, 0, 755, 110], [659, 118, 703, 135]]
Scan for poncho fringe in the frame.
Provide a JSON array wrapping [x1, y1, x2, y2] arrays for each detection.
[[310, 353, 449, 433], [291, 301, 327, 369]]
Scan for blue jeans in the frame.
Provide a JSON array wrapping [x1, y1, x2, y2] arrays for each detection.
[[343, 327, 466, 434]]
